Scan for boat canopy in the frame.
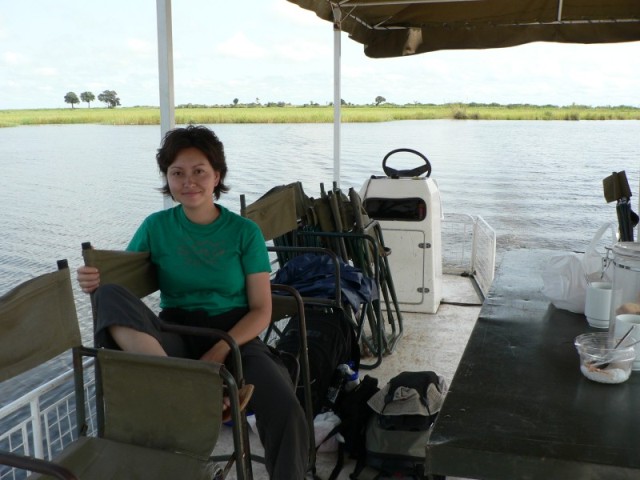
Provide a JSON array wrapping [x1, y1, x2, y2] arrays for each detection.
[[286, 0, 640, 57]]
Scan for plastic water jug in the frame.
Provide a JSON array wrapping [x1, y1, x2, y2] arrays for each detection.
[[609, 242, 640, 339]]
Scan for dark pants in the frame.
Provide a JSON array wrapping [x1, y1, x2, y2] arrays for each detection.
[[94, 284, 309, 479]]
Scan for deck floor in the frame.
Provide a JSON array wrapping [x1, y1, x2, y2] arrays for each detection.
[[213, 273, 481, 479]]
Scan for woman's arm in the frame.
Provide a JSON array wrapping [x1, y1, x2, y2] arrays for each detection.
[[200, 271, 272, 364], [77, 265, 100, 293]]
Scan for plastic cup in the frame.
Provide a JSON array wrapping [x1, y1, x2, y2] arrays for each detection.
[[615, 314, 640, 370], [584, 282, 612, 329]]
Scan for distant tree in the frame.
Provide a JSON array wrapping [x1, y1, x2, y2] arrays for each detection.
[[80, 91, 95, 108], [97, 90, 121, 108], [375, 96, 386, 106], [233, 98, 239, 106], [64, 92, 80, 109]]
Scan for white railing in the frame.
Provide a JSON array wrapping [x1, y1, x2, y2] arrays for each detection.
[[441, 213, 496, 297], [471, 216, 497, 296], [0, 359, 96, 480]]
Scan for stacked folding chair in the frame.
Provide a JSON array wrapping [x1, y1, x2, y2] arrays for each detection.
[[241, 181, 403, 370]]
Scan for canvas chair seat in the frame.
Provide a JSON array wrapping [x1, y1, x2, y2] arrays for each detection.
[[28, 348, 230, 480], [27, 431, 215, 480]]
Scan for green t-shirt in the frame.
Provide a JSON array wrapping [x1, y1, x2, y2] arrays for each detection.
[[127, 204, 270, 316]]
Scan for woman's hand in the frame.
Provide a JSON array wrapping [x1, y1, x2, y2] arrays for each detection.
[[200, 272, 272, 365], [77, 265, 100, 293], [201, 340, 231, 364]]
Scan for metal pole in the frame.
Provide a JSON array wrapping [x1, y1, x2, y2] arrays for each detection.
[[156, 0, 175, 209], [332, 7, 342, 187], [30, 398, 43, 458]]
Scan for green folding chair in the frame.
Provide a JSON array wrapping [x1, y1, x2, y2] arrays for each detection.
[[0, 260, 252, 480], [81, 243, 319, 478]]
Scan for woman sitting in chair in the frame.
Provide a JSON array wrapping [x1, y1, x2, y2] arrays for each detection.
[[77, 125, 309, 479]]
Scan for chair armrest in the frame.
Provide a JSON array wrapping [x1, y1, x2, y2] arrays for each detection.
[[238, 384, 254, 411], [222, 384, 255, 423], [0, 452, 78, 480]]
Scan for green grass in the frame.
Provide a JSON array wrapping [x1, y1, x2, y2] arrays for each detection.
[[2, 103, 640, 128]]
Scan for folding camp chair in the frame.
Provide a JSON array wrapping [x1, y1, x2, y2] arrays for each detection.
[[346, 186, 404, 352], [241, 186, 369, 375], [81, 243, 319, 478], [297, 199, 384, 367], [0, 260, 251, 480], [241, 183, 386, 369], [295, 184, 404, 368], [240, 185, 345, 313]]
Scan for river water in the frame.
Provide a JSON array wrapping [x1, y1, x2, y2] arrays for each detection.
[[0, 120, 638, 333], [0, 119, 638, 423]]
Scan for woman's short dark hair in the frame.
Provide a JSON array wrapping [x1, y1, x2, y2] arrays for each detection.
[[156, 125, 229, 200]]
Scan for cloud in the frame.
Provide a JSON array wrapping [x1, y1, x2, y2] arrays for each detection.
[[275, 41, 331, 62], [0, 13, 7, 40], [3, 51, 27, 65], [216, 32, 268, 60], [273, 0, 323, 27], [34, 67, 58, 77], [127, 38, 154, 55]]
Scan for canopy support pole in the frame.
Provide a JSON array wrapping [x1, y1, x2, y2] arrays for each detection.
[[557, 0, 564, 21], [332, 6, 342, 187], [156, 0, 175, 209]]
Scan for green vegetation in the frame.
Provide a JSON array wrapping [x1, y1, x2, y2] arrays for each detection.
[[63, 92, 80, 109], [80, 91, 96, 108], [97, 90, 121, 109], [1, 103, 639, 128]]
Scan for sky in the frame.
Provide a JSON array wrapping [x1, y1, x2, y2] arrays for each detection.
[[1, 0, 639, 110]]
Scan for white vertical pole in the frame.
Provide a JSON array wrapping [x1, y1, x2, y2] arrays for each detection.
[[31, 399, 43, 458], [156, 0, 175, 209], [332, 7, 342, 187]]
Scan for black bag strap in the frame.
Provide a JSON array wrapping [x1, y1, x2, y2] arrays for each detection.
[[325, 375, 379, 480], [328, 442, 345, 480], [327, 442, 368, 480]]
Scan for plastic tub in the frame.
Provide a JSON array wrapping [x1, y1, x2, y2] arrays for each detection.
[[574, 332, 635, 384]]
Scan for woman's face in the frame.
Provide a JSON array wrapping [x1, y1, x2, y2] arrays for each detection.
[[167, 147, 220, 210]]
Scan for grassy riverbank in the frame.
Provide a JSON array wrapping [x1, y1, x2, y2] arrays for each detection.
[[2, 103, 640, 128]]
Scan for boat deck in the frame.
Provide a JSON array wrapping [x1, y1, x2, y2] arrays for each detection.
[[0, 274, 481, 480], [213, 272, 482, 479]]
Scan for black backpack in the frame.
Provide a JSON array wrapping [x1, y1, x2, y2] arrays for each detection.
[[276, 306, 360, 416], [320, 374, 380, 480]]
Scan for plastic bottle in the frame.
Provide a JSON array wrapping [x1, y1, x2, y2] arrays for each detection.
[[341, 362, 360, 392], [325, 365, 347, 407], [609, 243, 640, 374]]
